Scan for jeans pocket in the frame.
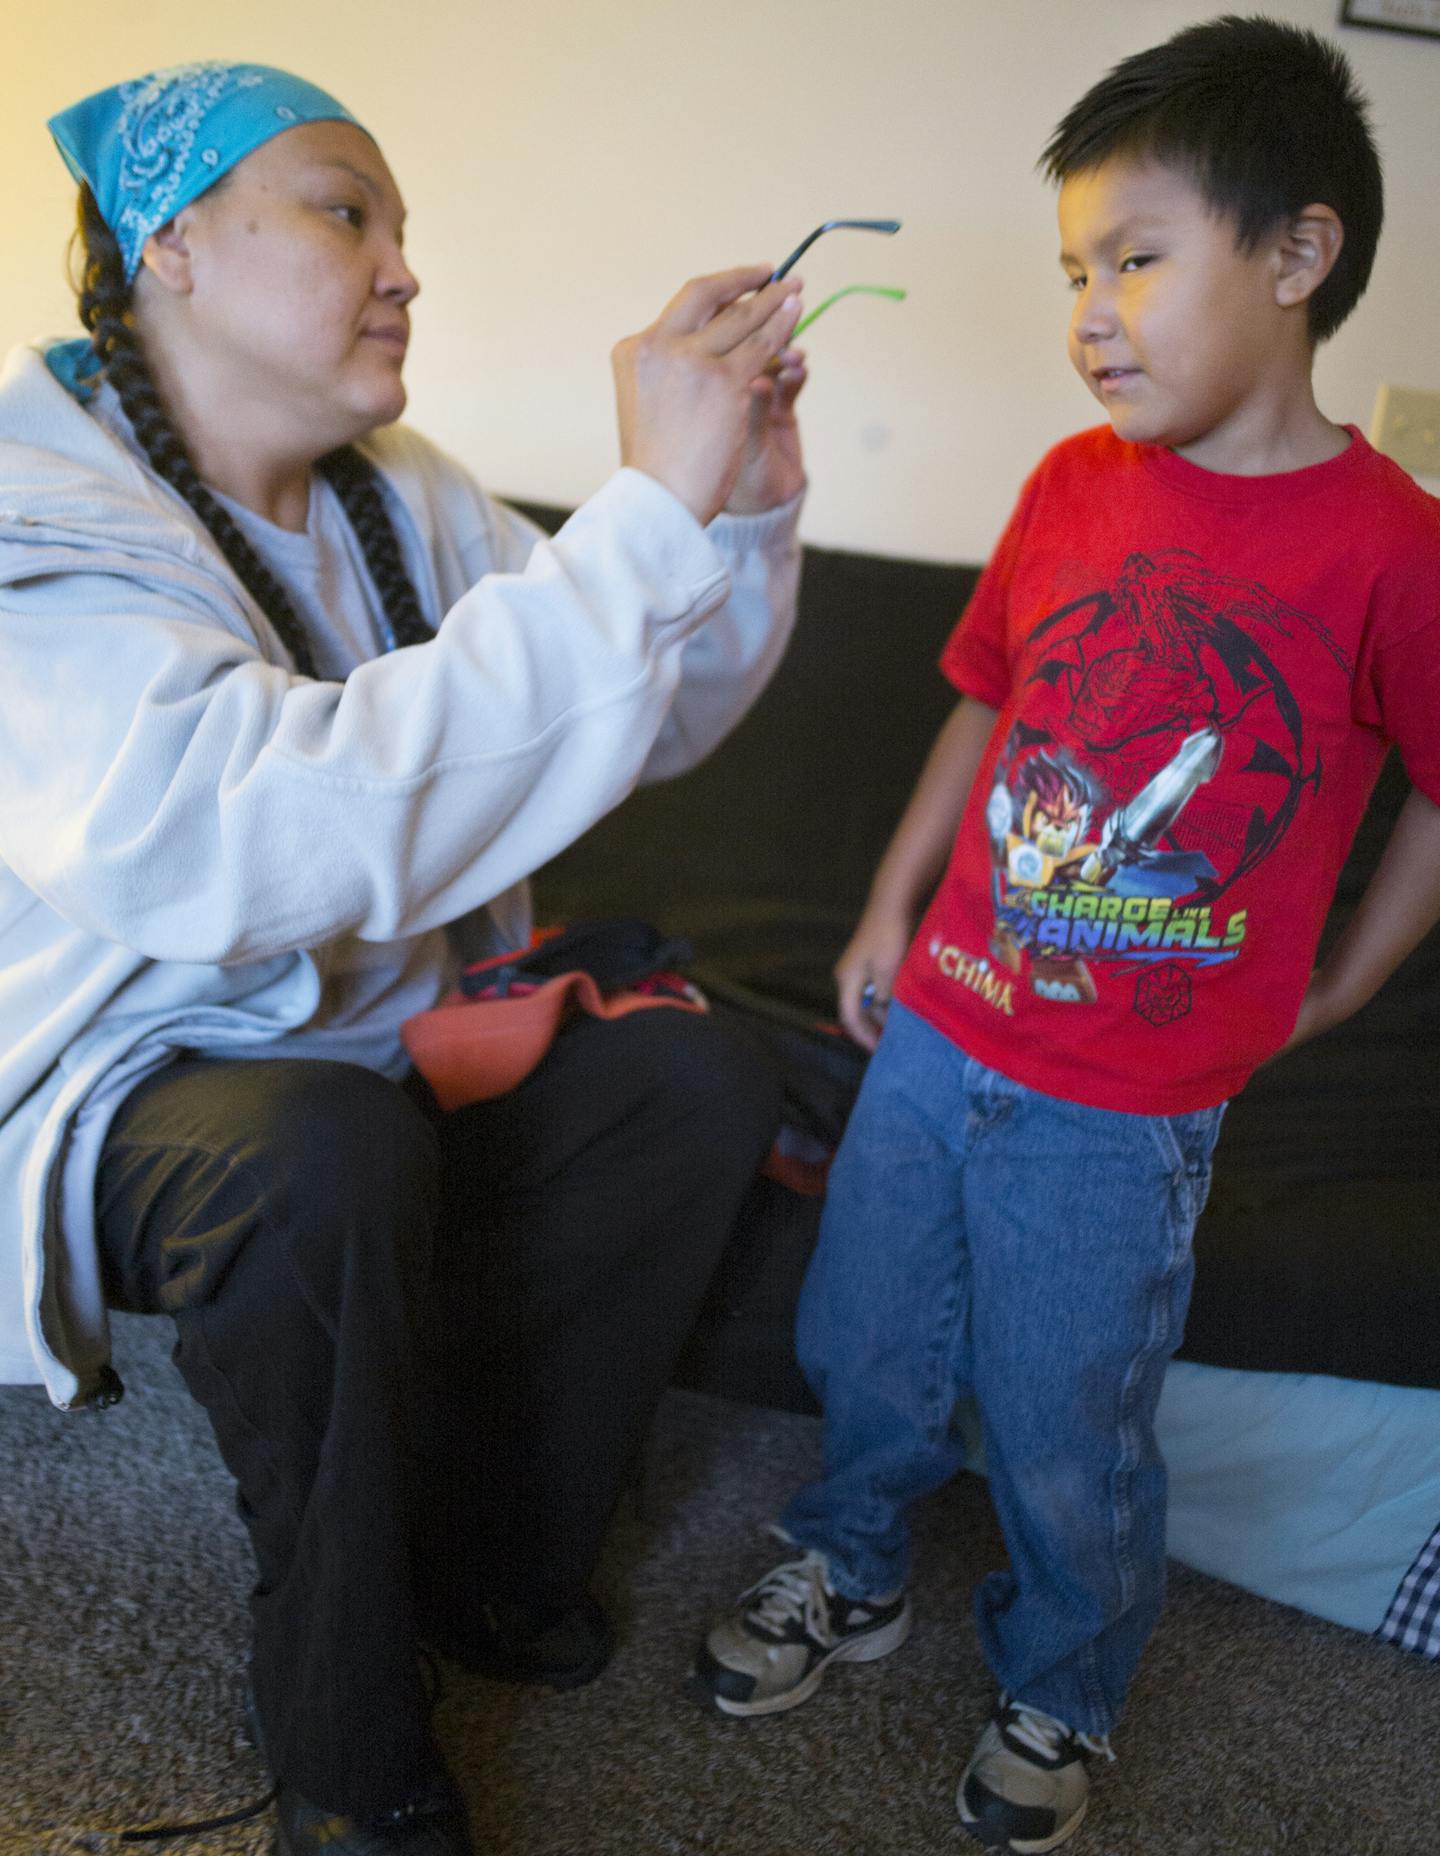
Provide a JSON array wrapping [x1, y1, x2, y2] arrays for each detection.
[[1144, 1103, 1226, 1226]]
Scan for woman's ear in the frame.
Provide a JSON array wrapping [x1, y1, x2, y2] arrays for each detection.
[[1275, 203, 1344, 311], [137, 212, 196, 295]]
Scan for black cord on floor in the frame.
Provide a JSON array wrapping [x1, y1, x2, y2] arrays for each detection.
[[118, 1782, 279, 1842], [115, 1652, 441, 1843]]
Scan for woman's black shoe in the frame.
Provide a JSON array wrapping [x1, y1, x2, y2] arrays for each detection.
[[432, 1593, 614, 1688], [244, 1684, 473, 1854], [273, 1777, 473, 1854]]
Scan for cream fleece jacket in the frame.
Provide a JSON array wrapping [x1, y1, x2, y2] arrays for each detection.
[[0, 342, 801, 1406]]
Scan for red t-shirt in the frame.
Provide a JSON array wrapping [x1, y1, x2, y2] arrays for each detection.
[[893, 425, 1440, 1114]]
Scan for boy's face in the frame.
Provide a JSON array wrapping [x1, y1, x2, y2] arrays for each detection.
[[1057, 157, 1299, 470]]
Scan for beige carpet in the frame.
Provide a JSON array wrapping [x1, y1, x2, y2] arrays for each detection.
[[1, 1312, 1433, 1856]]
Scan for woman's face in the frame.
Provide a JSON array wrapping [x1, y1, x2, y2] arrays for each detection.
[[153, 120, 420, 454]]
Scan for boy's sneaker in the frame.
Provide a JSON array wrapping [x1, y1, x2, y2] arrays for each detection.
[[692, 1547, 911, 1717], [957, 1697, 1113, 1854]]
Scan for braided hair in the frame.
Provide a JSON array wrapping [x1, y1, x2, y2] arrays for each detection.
[[72, 185, 432, 677]]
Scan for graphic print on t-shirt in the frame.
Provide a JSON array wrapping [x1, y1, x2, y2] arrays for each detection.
[[981, 548, 1351, 1020]]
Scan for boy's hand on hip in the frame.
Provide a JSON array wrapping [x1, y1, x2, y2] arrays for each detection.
[[612, 267, 804, 528], [1273, 970, 1344, 1059], [1272, 785, 1440, 1064]]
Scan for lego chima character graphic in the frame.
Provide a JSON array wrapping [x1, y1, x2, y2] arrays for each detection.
[[986, 728, 1222, 1003], [1023, 548, 1344, 894]]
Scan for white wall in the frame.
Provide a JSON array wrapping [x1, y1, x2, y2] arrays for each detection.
[[5, 0, 1437, 562]]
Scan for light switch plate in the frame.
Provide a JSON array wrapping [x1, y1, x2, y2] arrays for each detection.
[[1370, 384, 1440, 477]]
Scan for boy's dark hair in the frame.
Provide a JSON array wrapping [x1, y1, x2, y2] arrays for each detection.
[[1041, 14, 1383, 343]]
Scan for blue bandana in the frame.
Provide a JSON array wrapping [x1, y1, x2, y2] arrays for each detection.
[[48, 61, 364, 281]]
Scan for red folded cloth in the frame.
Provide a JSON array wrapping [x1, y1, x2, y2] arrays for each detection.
[[401, 970, 703, 1111]]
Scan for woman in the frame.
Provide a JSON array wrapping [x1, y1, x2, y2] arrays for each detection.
[[0, 61, 807, 1854]]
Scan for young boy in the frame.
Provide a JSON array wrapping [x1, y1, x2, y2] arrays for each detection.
[[692, 16, 1440, 1853]]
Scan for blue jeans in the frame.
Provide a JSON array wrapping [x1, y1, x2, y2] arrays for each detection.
[[780, 1001, 1224, 1737]]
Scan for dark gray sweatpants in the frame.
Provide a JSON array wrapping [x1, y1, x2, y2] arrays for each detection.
[[94, 1008, 781, 1816]]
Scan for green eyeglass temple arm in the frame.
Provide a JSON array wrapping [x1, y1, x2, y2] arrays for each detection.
[[792, 285, 907, 340]]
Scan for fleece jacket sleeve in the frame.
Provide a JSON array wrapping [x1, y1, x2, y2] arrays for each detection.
[[434, 462, 805, 787], [0, 470, 735, 965]]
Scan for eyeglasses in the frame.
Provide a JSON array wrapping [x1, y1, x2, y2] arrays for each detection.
[[770, 218, 901, 282], [793, 284, 906, 339]]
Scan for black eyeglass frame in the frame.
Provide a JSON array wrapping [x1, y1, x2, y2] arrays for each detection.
[[770, 219, 902, 282]]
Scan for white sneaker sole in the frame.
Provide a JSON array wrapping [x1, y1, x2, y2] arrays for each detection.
[[710, 1597, 913, 1718], [957, 1787, 1088, 1853]]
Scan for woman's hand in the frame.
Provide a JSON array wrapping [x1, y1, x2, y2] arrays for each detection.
[[835, 899, 915, 1052], [725, 344, 808, 516], [612, 266, 804, 527]]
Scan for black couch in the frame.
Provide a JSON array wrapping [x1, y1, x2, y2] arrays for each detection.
[[525, 505, 1440, 1414]]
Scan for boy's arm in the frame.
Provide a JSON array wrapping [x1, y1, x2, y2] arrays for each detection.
[[1278, 782, 1440, 1058], [836, 695, 1000, 1048]]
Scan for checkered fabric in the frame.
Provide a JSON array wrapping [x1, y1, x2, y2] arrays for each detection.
[[1378, 1521, 1440, 1658]]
